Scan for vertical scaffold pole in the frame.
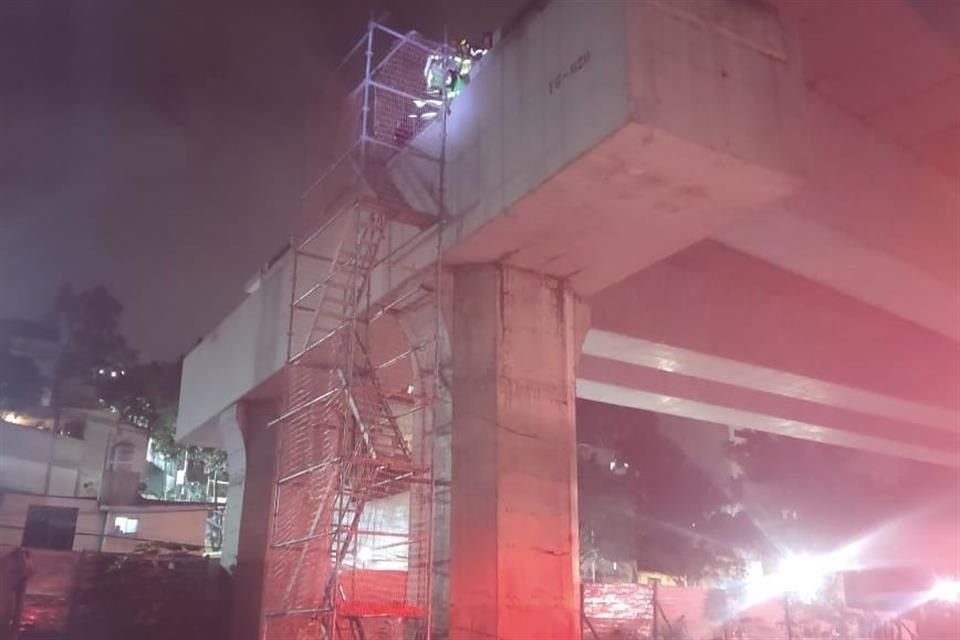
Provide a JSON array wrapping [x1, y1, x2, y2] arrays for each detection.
[[424, 20, 450, 640], [360, 20, 375, 165]]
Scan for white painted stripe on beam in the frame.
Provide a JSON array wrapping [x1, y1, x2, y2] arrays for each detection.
[[583, 329, 959, 433], [578, 354, 958, 449], [576, 379, 960, 468], [716, 210, 960, 342]]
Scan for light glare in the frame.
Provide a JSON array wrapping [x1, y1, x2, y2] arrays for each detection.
[[931, 579, 960, 603], [356, 546, 373, 563], [777, 553, 829, 602]]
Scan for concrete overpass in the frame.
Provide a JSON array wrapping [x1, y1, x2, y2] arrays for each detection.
[[175, 1, 959, 638]]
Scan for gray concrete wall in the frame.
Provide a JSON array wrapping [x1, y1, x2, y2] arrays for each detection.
[[177, 255, 292, 444], [442, 0, 629, 230], [386, 0, 630, 247], [628, 0, 797, 174], [217, 406, 246, 571], [230, 399, 278, 640]]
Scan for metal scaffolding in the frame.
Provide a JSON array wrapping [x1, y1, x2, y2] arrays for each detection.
[[262, 21, 448, 640]]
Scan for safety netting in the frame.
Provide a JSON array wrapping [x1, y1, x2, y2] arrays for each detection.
[[264, 273, 434, 640], [263, 22, 444, 640], [297, 26, 443, 240]]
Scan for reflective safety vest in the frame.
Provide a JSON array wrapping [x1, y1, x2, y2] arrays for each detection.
[[421, 49, 479, 101], [447, 56, 473, 98]]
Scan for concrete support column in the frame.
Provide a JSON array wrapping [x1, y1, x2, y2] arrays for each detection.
[[216, 405, 246, 572], [231, 399, 279, 640], [450, 264, 586, 640]]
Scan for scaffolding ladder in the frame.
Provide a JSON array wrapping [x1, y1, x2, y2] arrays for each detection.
[[262, 21, 448, 640]]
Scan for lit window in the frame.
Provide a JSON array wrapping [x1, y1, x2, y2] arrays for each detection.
[[114, 516, 138, 535]]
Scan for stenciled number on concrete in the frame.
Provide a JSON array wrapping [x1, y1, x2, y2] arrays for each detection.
[[549, 51, 591, 94]]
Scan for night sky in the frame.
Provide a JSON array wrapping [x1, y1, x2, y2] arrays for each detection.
[[0, 0, 522, 361]]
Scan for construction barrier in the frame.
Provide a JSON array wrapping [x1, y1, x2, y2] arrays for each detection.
[[1, 544, 228, 640]]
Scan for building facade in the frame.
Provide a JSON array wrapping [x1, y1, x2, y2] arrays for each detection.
[[0, 408, 208, 553]]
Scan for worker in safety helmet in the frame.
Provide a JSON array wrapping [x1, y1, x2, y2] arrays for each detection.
[[410, 44, 461, 121], [410, 36, 490, 121], [446, 37, 481, 99]]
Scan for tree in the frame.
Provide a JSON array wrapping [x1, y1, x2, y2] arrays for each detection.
[[101, 359, 227, 499], [50, 284, 137, 409], [0, 352, 44, 412], [577, 401, 760, 583], [100, 360, 180, 431], [49, 284, 226, 500], [730, 430, 959, 559]]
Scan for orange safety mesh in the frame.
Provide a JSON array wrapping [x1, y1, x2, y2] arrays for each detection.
[[264, 351, 433, 638], [263, 368, 342, 618], [368, 32, 438, 150], [263, 23, 441, 640], [296, 27, 442, 239]]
